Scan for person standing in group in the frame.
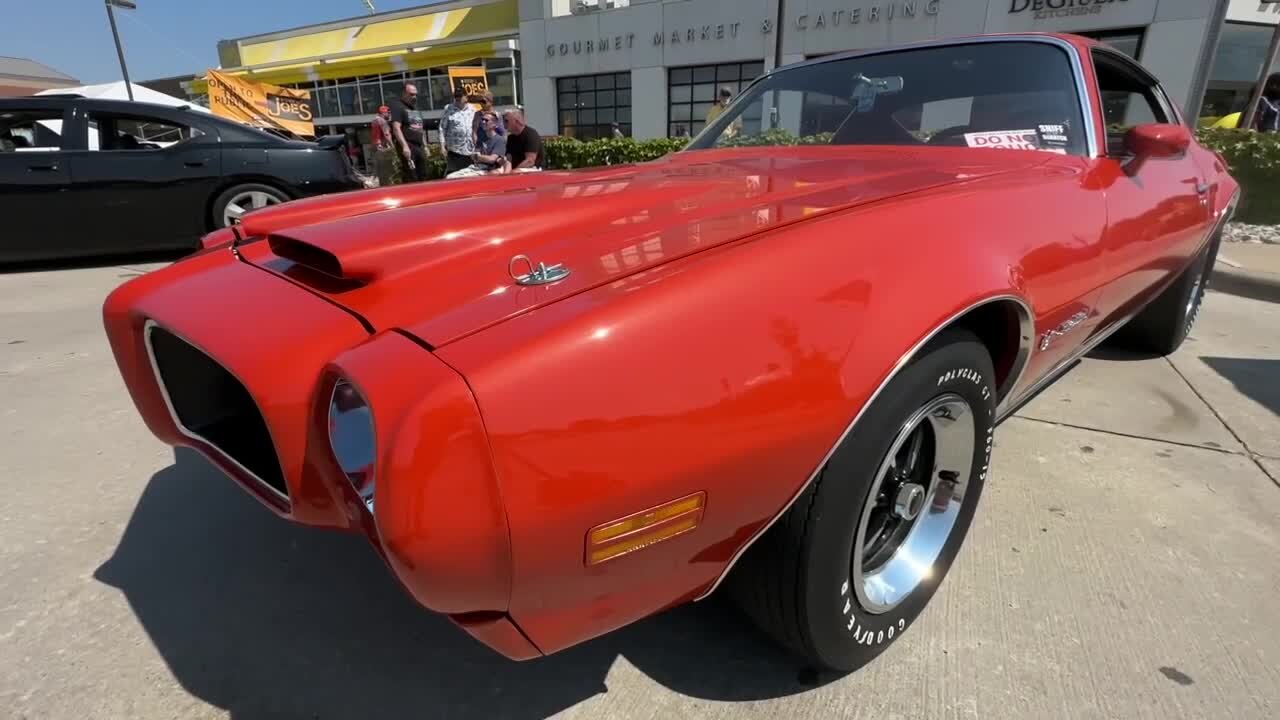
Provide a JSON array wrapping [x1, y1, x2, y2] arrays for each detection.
[[440, 86, 477, 175], [503, 109, 545, 172], [390, 83, 429, 182], [369, 104, 399, 187], [472, 89, 505, 146]]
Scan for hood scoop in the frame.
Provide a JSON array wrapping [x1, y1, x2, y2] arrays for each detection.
[[268, 234, 347, 280]]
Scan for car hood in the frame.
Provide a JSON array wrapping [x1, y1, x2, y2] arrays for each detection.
[[238, 145, 1049, 347]]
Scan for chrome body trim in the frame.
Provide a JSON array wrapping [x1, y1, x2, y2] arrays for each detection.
[[142, 319, 290, 506], [994, 311, 1132, 424], [995, 186, 1240, 424], [688, 34, 1100, 159], [695, 293, 1034, 601]]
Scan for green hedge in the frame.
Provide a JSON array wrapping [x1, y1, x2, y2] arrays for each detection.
[[422, 130, 1280, 226], [1195, 128, 1280, 225]]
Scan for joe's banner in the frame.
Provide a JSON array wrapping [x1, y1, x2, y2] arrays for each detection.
[[447, 66, 489, 109], [206, 70, 315, 138]]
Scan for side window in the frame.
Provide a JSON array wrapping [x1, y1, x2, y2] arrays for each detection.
[[85, 113, 203, 151], [0, 109, 65, 152], [1093, 53, 1170, 155]]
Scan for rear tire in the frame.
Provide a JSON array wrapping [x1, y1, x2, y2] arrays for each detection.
[[212, 183, 289, 229], [1110, 233, 1219, 356], [728, 328, 996, 672]]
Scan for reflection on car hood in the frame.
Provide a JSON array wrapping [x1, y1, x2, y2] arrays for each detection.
[[237, 145, 1050, 347]]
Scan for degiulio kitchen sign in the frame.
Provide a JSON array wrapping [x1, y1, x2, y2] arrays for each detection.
[[1009, 0, 1130, 20]]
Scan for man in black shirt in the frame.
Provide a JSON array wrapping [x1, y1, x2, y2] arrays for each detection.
[[389, 82, 429, 182], [502, 110, 545, 171]]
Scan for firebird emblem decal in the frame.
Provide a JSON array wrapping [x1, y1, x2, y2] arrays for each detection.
[[1039, 310, 1090, 351], [509, 254, 572, 286]]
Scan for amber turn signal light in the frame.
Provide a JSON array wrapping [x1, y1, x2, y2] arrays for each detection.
[[585, 491, 706, 566]]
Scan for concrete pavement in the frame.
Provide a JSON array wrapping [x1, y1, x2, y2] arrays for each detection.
[[1215, 242, 1280, 304], [1, 263, 1277, 720]]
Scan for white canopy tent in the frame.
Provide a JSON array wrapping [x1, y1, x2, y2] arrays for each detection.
[[26, 81, 212, 149], [36, 81, 210, 112]]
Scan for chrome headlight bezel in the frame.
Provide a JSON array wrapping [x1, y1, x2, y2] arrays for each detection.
[[327, 379, 376, 512]]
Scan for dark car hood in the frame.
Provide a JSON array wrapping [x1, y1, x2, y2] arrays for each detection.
[[238, 145, 1050, 347]]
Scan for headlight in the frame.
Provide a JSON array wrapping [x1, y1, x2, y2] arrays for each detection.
[[328, 380, 376, 511]]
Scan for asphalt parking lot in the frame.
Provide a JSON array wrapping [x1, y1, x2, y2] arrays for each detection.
[[1, 261, 1278, 720]]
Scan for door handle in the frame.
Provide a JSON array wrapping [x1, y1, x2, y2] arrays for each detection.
[[183, 159, 208, 168], [27, 163, 58, 172]]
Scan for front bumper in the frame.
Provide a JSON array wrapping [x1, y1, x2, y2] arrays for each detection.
[[104, 249, 519, 641]]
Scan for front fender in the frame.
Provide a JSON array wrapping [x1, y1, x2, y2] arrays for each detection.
[[434, 180, 1035, 655], [322, 331, 513, 615]]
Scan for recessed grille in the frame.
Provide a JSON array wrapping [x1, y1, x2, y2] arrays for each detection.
[[146, 323, 288, 501]]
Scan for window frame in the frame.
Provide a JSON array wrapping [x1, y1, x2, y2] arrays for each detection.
[[557, 71, 632, 140], [667, 60, 765, 138], [1092, 48, 1181, 158], [0, 106, 70, 152], [82, 111, 208, 152]]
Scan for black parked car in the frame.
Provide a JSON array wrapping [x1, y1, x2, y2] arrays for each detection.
[[0, 95, 363, 263]]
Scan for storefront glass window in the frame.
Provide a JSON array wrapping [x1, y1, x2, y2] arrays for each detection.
[[1202, 22, 1276, 126], [427, 73, 452, 111], [1077, 29, 1144, 59], [668, 61, 764, 138], [557, 71, 632, 139], [382, 74, 406, 109], [487, 68, 516, 106], [336, 83, 359, 116], [316, 84, 340, 118], [358, 80, 382, 114]]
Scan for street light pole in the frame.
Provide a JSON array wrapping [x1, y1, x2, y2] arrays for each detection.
[[104, 0, 135, 101]]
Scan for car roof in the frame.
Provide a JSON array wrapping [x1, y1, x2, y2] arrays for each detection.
[[0, 95, 296, 143], [0, 95, 209, 116]]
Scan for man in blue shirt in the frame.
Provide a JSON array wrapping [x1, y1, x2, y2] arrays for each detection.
[[446, 112, 510, 178]]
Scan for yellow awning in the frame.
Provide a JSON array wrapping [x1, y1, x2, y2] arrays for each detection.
[[239, 2, 515, 68], [189, 40, 502, 93]]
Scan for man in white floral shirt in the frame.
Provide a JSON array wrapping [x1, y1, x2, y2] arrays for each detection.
[[439, 86, 477, 175]]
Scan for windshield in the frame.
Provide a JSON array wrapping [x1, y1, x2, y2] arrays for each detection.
[[687, 41, 1087, 156]]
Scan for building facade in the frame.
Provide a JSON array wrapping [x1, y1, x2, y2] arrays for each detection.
[[519, 0, 1280, 140], [0, 56, 79, 97], [191, 0, 1280, 154], [193, 0, 522, 169]]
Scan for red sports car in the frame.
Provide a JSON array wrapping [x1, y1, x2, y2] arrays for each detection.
[[104, 33, 1238, 672]]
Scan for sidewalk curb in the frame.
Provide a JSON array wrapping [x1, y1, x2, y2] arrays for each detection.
[[1210, 264, 1280, 304]]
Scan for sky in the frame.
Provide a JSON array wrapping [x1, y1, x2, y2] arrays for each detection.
[[1, 0, 447, 84]]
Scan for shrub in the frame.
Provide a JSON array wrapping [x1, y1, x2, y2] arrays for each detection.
[[1196, 128, 1280, 225], [544, 136, 688, 169]]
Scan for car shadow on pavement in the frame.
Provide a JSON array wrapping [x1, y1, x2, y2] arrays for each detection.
[[94, 449, 826, 719], [1201, 357, 1280, 417], [1085, 345, 1162, 362], [0, 249, 187, 275]]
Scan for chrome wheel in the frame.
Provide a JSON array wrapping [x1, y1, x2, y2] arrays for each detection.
[[222, 190, 281, 226], [1186, 276, 1203, 320], [852, 394, 975, 615]]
